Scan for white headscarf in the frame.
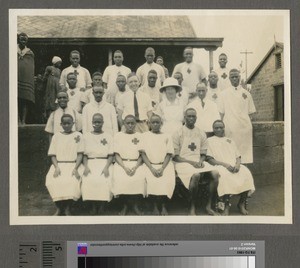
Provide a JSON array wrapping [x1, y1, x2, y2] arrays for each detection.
[[52, 56, 62, 64]]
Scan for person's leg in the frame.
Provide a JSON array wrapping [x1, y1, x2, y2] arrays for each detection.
[[53, 201, 64, 216], [119, 195, 128, 215], [97, 201, 106, 215], [64, 200, 73, 216], [130, 195, 144, 215], [20, 100, 28, 125], [150, 195, 160, 215], [188, 174, 201, 215], [205, 171, 219, 216], [222, 195, 231, 216], [160, 196, 169, 216], [238, 191, 249, 215]]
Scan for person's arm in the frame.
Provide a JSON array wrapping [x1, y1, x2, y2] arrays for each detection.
[[72, 152, 83, 180], [103, 82, 108, 89], [130, 156, 143, 175], [101, 155, 114, 177], [207, 156, 235, 173], [173, 155, 202, 168], [82, 154, 91, 176], [48, 133, 53, 144], [157, 153, 172, 176], [117, 108, 124, 128], [50, 156, 61, 178], [111, 107, 118, 135], [140, 151, 160, 177], [233, 156, 241, 173], [115, 153, 133, 176]]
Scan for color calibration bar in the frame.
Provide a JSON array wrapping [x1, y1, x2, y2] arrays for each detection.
[[67, 241, 264, 268]]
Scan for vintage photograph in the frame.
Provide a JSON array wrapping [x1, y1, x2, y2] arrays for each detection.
[[9, 9, 291, 224]]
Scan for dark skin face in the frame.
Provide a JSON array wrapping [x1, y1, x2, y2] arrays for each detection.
[[92, 114, 104, 133], [184, 110, 197, 129], [61, 117, 74, 133], [93, 87, 105, 103], [156, 58, 163, 66], [208, 73, 218, 87], [124, 117, 136, 134], [113, 52, 123, 66], [183, 48, 193, 63], [148, 73, 158, 87], [67, 74, 77, 89], [18, 35, 28, 49], [213, 121, 225, 137], [92, 75, 103, 87], [145, 50, 155, 64], [54, 61, 62, 68], [57, 92, 69, 109], [116, 76, 126, 91], [219, 55, 228, 68], [70, 53, 80, 68], [173, 73, 183, 85], [149, 116, 162, 133], [229, 71, 241, 87], [196, 86, 207, 100]]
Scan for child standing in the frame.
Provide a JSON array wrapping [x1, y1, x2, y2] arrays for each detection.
[[45, 114, 84, 216], [82, 113, 114, 215], [43, 56, 62, 118], [139, 114, 175, 215], [66, 72, 85, 113], [112, 115, 145, 215]]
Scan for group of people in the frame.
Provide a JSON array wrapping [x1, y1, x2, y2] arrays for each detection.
[[18, 32, 256, 216]]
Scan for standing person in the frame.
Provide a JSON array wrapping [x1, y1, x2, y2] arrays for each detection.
[[214, 53, 231, 91], [218, 69, 256, 164], [102, 50, 131, 103], [81, 71, 103, 106], [156, 56, 169, 78], [65, 73, 85, 113], [172, 47, 206, 96], [139, 114, 175, 215], [45, 91, 82, 143], [207, 120, 255, 215], [114, 74, 129, 109], [172, 71, 189, 105], [117, 73, 152, 133], [18, 32, 35, 125], [154, 77, 185, 136], [112, 115, 146, 215], [207, 71, 222, 105], [173, 108, 219, 215], [43, 56, 62, 118], [45, 114, 83, 216], [139, 70, 162, 109], [82, 113, 114, 215], [187, 82, 220, 136], [136, 47, 165, 87], [82, 86, 118, 136], [59, 50, 92, 91]]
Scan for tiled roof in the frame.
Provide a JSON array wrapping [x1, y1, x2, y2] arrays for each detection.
[[17, 16, 196, 38]]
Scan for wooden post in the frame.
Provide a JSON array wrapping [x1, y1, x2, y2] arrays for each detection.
[[209, 50, 214, 72], [108, 49, 113, 66]]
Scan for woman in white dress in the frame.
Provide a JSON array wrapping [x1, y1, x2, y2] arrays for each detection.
[[155, 77, 185, 136], [82, 113, 114, 215], [139, 114, 175, 215], [112, 115, 146, 215], [207, 120, 255, 215], [46, 114, 84, 216]]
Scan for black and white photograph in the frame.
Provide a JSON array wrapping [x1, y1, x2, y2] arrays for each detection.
[[9, 9, 291, 224]]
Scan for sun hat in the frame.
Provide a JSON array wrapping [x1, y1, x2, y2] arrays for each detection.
[[159, 77, 182, 93]]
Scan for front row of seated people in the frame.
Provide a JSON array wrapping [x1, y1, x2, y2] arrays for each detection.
[[46, 110, 255, 216]]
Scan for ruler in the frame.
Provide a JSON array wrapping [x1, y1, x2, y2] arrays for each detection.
[[19, 241, 65, 268]]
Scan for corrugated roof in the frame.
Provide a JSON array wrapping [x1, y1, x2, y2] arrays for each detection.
[[247, 42, 284, 84], [17, 16, 196, 38]]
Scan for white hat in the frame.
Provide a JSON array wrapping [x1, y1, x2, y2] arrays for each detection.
[[160, 77, 182, 93], [52, 56, 62, 64]]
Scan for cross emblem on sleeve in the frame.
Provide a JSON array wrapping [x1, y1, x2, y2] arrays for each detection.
[[188, 142, 197, 151], [221, 72, 227, 79], [242, 93, 248, 99], [100, 138, 107, 145], [212, 93, 218, 100], [74, 135, 80, 143], [74, 70, 79, 76], [132, 138, 140, 145]]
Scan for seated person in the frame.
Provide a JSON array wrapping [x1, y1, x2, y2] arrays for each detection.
[[173, 108, 219, 215], [207, 120, 255, 215]]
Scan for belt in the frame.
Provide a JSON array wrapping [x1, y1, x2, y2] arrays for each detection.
[[150, 162, 164, 165], [57, 161, 76, 163], [122, 158, 138, 161], [88, 157, 108, 159]]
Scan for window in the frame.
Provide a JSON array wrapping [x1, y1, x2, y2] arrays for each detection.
[[275, 53, 282, 69], [274, 84, 284, 121]]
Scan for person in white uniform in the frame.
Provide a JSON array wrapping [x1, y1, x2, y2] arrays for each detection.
[[81, 72, 103, 106], [112, 115, 146, 215], [82, 113, 114, 215], [218, 69, 256, 164], [173, 108, 219, 215], [65, 72, 84, 113], [172, 71, 191, 105], [59, 50, 92, 91], [45, 91, 82, 143], [136, 47, 165, 87], [187, 82, 220, 137], [214, 53, 231, 91], [172, 47, 206, 97], [207, 120, 255, 215], [46, 114, 84, 216], [139, 114, 176, 215], [154, 77, 185, 136], [207, 71, 222, 106], [82, 86, 118, 136], [102, 50, 131, 104]]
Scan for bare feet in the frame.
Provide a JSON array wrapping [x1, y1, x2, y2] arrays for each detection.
[[189, 203, 196, 215], [90, 204, 97, 215], [221, 206, 230, 216], [152, 204, 160, 215], [238, 202, 249, 215], [53, 209, 62, 216], [133, 204, 143, 215], [65, 206, 72, 216], [206, 206, 219, 216], [161, 205, 168, 216], [119, 205, 128, 216], [97, 204, 105, 215]]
